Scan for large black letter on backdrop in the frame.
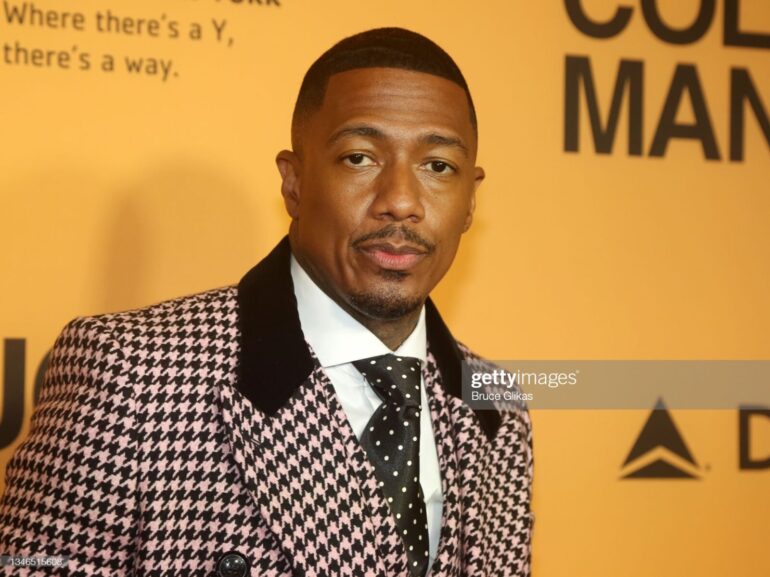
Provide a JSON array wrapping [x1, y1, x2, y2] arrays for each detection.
[[564, 56, 643, 155], [730, 68, 770, 161], [724, 0, 770, 49], [649, 65, 720, 160], [739, 406, 770, 470], [0, 339, 50, 449], [641, 0, 715, 44], [1, 339, 25, 449], [564, 0, 632, 38]]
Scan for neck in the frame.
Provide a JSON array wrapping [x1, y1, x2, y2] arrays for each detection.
[[346, 306, 422, 351]]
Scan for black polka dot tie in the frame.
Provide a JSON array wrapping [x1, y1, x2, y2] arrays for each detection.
[[353, 353, 429, 577]]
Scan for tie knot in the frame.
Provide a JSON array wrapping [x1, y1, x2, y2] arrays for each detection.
[[353, 354, 422, 408]]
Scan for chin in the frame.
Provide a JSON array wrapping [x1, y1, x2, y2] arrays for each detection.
[[349, 287, 424, 321]]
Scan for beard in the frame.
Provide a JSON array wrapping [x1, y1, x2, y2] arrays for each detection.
[[349, 279, 423, 320]]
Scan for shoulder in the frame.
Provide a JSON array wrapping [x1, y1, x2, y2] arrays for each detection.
[[87, 285, 237, 332], [61, 285, 237, 343], [49, 286, 239, 384]]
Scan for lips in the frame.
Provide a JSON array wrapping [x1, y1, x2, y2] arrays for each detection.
[[357, 242, 427, 271]]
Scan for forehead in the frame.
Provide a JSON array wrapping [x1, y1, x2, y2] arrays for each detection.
[[308, 67, 476, 149]]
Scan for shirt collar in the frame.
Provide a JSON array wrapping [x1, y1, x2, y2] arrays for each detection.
[[290, 253, 427, 369]]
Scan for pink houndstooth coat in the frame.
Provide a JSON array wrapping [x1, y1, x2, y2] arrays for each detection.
[[0, 238, 533, 576]]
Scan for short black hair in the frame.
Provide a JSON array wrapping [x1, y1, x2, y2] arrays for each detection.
[[291, 27, 477, 153]]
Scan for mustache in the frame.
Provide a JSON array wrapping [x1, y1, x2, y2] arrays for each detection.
[[352, 224, 435, 253]]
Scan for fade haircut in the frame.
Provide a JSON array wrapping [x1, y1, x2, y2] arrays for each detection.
[[291, 27, 478, 154]]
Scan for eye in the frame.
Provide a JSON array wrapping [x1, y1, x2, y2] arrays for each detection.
[[426, 160, 454, 174], [342, 153, 375, 167]]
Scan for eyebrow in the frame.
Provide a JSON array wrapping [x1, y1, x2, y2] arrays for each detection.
[[327, 125, 385, 146], [327, 125, 469, 158], [421, 133, 468, 158]]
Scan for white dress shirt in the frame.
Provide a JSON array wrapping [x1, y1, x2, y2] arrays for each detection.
[[290, 255, 443, 569]]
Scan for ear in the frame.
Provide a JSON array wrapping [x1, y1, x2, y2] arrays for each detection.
[[464, 166, 485, 232], [276, 150, 302, 219]]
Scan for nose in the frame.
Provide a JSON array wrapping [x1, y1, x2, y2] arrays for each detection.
[[369, 159, 425, 223]]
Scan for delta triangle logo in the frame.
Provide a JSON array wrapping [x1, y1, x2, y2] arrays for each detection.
[[621, 397, 700, 479]]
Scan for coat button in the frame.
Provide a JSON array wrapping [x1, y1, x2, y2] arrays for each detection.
[[216, 551, 249, 577]]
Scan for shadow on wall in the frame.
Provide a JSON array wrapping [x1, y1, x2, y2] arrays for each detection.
[[94, 161, 277, 314]]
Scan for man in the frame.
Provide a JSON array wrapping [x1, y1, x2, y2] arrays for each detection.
[[0, 28, 533, 576]]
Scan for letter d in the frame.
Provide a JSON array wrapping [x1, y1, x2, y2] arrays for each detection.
[[739, 406, 770, 470]]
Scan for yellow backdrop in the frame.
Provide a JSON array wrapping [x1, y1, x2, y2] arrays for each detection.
[[2, 1, 769, 575]]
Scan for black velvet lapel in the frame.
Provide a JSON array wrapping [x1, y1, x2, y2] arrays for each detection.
[[424, 299, 501, 440], [236, 236, 501, 439], [236, 237, 314, 415]]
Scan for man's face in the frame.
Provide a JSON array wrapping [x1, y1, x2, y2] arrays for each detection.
[[277, 67, 484, 321]]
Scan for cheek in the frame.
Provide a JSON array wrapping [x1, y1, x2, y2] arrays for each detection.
[[302, 196, 366, 238], [429, 191, 474, 238], [427, 197, 472, 267], [435, 235, 462, 271], [300, 169, 369, 230]]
